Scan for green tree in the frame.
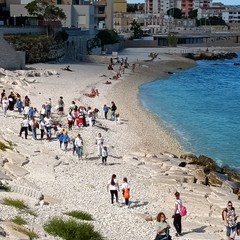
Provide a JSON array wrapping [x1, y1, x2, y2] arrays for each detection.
[[167, 34, 178, 47], [97, 29, 119, 50], [196, 17, 225, 26], [130, 20, 143, 39], [25, 0, 66, 21], [188, 9, 198, 19], [167, 8, 182, 19]]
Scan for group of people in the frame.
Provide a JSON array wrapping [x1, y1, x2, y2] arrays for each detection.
[[107, 174, 130, 207]]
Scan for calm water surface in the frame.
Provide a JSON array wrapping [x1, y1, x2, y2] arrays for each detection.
[[140, 53, 240, 167]]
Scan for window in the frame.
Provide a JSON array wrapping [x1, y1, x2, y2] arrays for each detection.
[[57, 0, 62, 4]]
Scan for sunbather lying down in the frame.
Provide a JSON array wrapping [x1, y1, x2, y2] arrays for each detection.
[[61, 66, 74, 72], [83, 88, 99, 98], [104, 80, 112, 84]]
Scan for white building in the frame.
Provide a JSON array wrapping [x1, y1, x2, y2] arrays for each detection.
[[222, 8, 240, 23]]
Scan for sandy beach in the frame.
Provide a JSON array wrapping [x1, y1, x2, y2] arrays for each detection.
[[0, 48, 239, 240]]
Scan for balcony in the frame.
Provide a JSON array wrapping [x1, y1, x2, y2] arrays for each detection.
[[95, 13, 106, 18]]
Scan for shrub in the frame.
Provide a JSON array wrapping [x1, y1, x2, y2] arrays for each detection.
[[11, 216, 27, 225], [0, 141, 13, 151], [65, 210, 93, 221], [2, 198, 28, 210], [0, 184, 11, 192], [44, 218, 103, 240]]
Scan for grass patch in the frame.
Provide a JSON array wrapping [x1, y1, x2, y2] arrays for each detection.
[[11, 216, 27, 225], [13, 225, 38, 239], [65, 210, 93, 221], [44, 218, 103, 240], [0, 141, 13, 151], [0, 184, 11, 192], [3, 198, 28, 210]]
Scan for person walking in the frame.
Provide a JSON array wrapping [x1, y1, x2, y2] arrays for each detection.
[[96, 133, 104, 157], [29, 117, 38, 140], [154, 212, 171, 240], [75, 134, 83, 160], [19, 116, 29, 139], [223, 201, 238, 240], [107, 174, 119, 204], [103, 104, 109, 119], [101, 145, 108, 165], [110, 101, 117, 121], [172, 191, 183, 237], [62, 130, 69, 151], [58, 96, 65, 116], [122, 177, 130, 207]]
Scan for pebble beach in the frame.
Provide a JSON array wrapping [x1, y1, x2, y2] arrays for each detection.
[[0, 48, 239, 240]]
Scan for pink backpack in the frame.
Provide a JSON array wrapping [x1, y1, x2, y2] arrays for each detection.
[[180, 205, 187, 217]]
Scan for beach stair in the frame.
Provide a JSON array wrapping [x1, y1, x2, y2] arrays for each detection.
[[8, 183, 42, 200]]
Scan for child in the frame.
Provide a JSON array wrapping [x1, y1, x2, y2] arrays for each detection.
[[101, 145, 108, 165], [122, 177, 130, 207]]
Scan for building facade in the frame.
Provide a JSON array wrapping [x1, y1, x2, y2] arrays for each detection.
[[7, 0, 113, 29]]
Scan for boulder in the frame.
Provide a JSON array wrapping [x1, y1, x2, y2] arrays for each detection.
[[194, 168, 207, 185], [207, 172, 226, 187], [163, 152, 178, 158], [183, 175, 195, 183], [180, 153, 198, 162]]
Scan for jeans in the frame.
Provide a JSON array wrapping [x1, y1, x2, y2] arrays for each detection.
[[110, 190, 118, 204], [32, 127, 37, 140], [76, 146, 83, 159], [104, 111, 108, 119], [45, 126, 51, 139], [173, 213, 182, 234], [111, 111, 115, 121], [226, 226, 236, 237]]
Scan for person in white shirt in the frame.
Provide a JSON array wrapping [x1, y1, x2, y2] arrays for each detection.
[[101, 145, 108, 165], [173, 191, 183, 237], [74, 134, 83, 160], [107, 174, 119, 204], [2, 96, 9, 117], [96, 133, 104, 157], [19, 116, 29, 139]]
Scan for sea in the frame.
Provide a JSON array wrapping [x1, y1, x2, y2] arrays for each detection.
[[139, 52, 240, 168]]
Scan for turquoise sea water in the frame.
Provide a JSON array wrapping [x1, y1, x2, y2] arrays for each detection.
[[139, 53, 240, 168]]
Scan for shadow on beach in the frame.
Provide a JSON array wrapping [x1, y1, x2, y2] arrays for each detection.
[[182, 226, 207, 235], [130, 200, 149, 209]]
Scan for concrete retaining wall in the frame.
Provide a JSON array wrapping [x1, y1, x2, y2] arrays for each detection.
[[0, 31, 25, 70]]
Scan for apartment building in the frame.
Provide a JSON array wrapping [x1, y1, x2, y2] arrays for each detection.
[[7, 0, 113, 29], [114, 0, 127, 13], [197, 6, 225, 19], [222, 8, 240, 23]]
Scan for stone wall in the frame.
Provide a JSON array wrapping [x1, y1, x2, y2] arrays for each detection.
[[0, 31, 25, 70]]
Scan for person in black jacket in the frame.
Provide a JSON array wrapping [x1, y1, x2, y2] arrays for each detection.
[[110, 101, 117, 121]]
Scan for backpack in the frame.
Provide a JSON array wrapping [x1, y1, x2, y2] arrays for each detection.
[[123, 188, 130, 199], [222, 207, 235, 220], [180, 205, 187, 217], [222, 208, 227, 220]]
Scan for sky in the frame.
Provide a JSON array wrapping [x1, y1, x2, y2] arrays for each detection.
[[127, 0, 239, 5]]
